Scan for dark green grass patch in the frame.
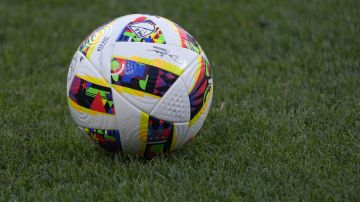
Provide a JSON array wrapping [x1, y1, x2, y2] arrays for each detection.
[[1, 0, 359, 201]]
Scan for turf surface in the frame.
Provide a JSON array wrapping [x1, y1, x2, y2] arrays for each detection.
[[1, 0, 360, 201]]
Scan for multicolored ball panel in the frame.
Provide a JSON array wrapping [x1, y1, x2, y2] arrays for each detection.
[[189, 56, 212, 119], [69, 75, 115, 115], [173, 23, 202, 54], [82, 127, 122, 152], [117, 16, 166, 44], [144, 116, 174, 158], [111, 57, 178, 97]]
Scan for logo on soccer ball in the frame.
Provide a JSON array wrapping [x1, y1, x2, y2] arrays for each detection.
[[129, 22, 155, 38]]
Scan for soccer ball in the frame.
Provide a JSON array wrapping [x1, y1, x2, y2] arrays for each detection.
[[67, 14, 213, 158]]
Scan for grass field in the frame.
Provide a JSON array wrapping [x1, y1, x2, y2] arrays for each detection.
[[1, 0, 360, 201]]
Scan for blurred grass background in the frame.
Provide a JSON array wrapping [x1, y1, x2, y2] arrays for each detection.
[[0, 0, 359, 201]]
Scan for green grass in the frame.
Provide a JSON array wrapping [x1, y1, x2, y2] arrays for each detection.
[[1, 0, 360, 201]]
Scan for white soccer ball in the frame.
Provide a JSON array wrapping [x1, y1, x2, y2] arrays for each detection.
[[67, 14, 213, 158]]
